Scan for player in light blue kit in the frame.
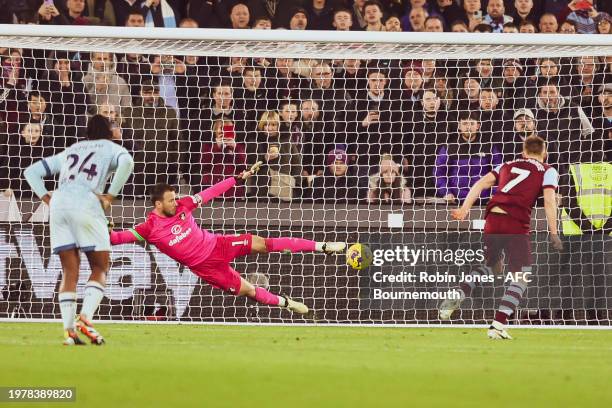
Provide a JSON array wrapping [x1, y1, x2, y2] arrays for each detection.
[[24, 115, 134, 346]]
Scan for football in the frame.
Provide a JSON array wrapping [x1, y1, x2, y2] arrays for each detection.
[[346, 243, 373, 270]]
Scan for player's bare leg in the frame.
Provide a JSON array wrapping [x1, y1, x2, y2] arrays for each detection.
[[488, 271, 528, 340], [250, 235, 346, 255], [76, 251, 109, 345], [238, 277, 308, 314], [58, 248, 86, 346], [439, 259, 502, 320]]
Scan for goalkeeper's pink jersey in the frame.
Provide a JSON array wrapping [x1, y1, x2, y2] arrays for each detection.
[[110, 177, 237, 268]]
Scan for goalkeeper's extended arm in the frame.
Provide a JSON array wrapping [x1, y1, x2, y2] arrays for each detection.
[[195, 161, 263, 204], [110, 228, 144, 245]]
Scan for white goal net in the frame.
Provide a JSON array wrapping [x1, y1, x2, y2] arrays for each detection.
[[0, 27, 610, 326]]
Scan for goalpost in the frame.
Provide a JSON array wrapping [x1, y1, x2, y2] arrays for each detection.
[[0, 26, 610, 327]]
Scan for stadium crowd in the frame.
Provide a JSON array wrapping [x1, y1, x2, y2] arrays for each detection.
[[0, 0, 610, 205]]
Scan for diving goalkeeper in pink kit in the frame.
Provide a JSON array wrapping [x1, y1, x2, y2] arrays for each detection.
[[110, 163, 345, 315]]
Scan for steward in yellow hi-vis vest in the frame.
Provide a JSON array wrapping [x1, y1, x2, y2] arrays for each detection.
[[562, 159, 612, 236]]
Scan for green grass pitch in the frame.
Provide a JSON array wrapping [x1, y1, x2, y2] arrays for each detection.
[[1, 323, 611, 408]]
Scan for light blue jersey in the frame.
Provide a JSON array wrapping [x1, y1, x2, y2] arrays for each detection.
[[25, 139, 133, 211], [24, 139, 134, 254]]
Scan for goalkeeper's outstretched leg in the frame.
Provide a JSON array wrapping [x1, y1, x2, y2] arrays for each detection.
[[237, 278, 308, 314], [250, 236, 346, 255]]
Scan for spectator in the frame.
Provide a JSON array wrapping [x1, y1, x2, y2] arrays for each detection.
[[409, 88, 451, 199], [184, 0, 221, 28], [246, 0, 305, 29], [421, 59, 437, 82], [536, 57, 569, 95], [500, 58, 534, 111], [473, 22, 493, 32], [1, 123, 55, 198], [97, 103, 123, 142], [424, 15, 445, 31], [141, 0, 179, 28], [367, 154, 412, 204], [267, 57, 305, 102], [474, 58, 502, 90], [519, 19, 538, 32], [432, 69, 456, 111], [279, 100, 301, 143], [191, 79, 244, 147], [303, 61, 350, 143], [122, 80, 181, 197], [566, 0, 598, 33], [251, 111, 302, 201], [478, 87, 505, 138], [305, 0, 334, 30], [82, 52, 132, 115], [400, 64, 424, 112], [38, 50, 88, 140], [38, 0, 101, 25], [511, 0, 538, 25], [538, 12, 558, 32], [451, 19, 469, 31], [289, 7, 309, 30], [352, 68, 402, 169], [312, 148, 364, 202], [503, 108, 538, 159], [125, 7, 145, 26], [502, 22, 519, 32], [148, 54, 187, 117], [352, 0, 367, 28], [483, 0, 513, 32], [17, 90, 73, 148], [332, 8, 354, 30], [334, 59, 366, 100], [535, 80, 593, 168], [229, 2, 250, 29], [433, 0, 465, 27], [435, 112, 502, 202], [405, 7, 428, 31], [384, 15, 402, 31], [0, 49, 28, 125], [595, 12, 612, 33], [200, 119, 247, 198], [590, 84, 612, 161], [541, 0, 570, 16], [568, 56, 605, 112], [461, 0, 484, 31], [299, 99, 329, 179], [457, 75, 481, 111], [236, 65, 271, 134], [253, 16, 272, 29], [363, 0, 385, 31], [559, 19, 578, 32]]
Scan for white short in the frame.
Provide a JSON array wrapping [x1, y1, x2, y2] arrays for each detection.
[[50, 208, 110, 254]]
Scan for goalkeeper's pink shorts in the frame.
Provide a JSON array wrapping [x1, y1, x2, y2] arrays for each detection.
[[190, 234, 253, 294]]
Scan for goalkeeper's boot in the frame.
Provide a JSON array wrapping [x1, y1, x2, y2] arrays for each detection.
[[76, 315, 106, 345], [319, 242, 347, 254], [438, 289, 465, 320], [63, 329, 86, 346], [282, 295, 309, 315], [487, 320, 513, 340]]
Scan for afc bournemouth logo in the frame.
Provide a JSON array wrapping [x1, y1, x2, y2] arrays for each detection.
[[180, 212, 186, 220], [171, 224, 182, 235]]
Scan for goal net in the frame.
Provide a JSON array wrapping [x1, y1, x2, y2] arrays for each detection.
[[0, 27, 610, 326]]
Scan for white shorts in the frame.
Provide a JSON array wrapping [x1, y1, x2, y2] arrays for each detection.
[[50, 208, 110, 254]]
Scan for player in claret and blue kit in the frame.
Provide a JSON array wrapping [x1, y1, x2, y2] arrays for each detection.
[[440, 136, 563, 339], [109, 162, 346, 316]]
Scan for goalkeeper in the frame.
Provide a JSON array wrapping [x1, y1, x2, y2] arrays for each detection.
[[110, 162, 345, 314]]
